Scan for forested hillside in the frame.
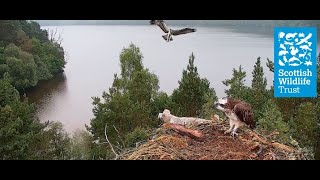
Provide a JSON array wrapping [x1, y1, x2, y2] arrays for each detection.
[[0, 20, 66, 91], [0, 20, 69, 159]]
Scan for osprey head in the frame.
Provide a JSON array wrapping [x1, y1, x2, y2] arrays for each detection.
[[150, 20, 156, 25], [214, 97, 229, 112], [158, 109, 172, 123]]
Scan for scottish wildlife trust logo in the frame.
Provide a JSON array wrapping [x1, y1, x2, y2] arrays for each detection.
[[274, 27, 317, 98]]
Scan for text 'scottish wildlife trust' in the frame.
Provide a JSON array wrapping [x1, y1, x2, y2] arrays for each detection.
[[274, 27, 317, 97]]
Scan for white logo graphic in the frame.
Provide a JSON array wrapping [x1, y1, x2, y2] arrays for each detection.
[[278, 32, 313, 67]]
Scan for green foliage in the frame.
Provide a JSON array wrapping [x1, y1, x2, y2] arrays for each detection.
[[223, 55, 319, 155], [263, 54, 319, 158], [0, 20, 69, 160], [222, 65, 249, 100], [252, 57, 267, 92], [317, 54, 320, 98], [88, 43, 160, 159], [20, 20, 49, 43], [290, 102, 318, 149], [16, 30, 33, 53], [4, 44, 37, 90], [151, 91, 174, 123], [119, 43, 144, 84], [266, 55, 318, 122], [0, 64, 9, 78], [0, 79, 20, 107], [70, 129, 94, 160], [0, 20, 66, 91], [89, 144, 114, 160], [124, 127, 150, 148], [315, 100, 320, 160], [0, 79, 44, 160], [29, 121, 71, 160], [128, 68, 159, 105], [171, 53, 217, 117], [257, 99, 291, 145], [39, 41, 65, 74], [0, 20, 21, 44], [0, 46, 6, 64], [250, 57, 269, 120], [43, 121, 71, 160], [200, 89, 219, 119], [33, 55, 52, 81]]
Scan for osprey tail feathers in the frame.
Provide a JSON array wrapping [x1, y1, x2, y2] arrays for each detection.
[[162, 34, 173, 41], [244, 111, 256, 129]]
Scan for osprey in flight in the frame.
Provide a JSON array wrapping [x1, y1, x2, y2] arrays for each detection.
[[150, 20, 196, 42], [214, 97, 255, 137]]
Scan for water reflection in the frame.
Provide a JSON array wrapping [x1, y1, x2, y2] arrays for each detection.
[[26, 72, 71, 130], [27, 72, 68, 105]]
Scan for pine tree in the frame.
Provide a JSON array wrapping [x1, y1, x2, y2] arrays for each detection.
[[251, 57, 268, 119], [290, 102, 318, 149], [200, 85, 219, 120], [222, 65, 250, 101], [266, 55, 314, 123], [317, 54, 320, 98], [265, 54, 319, 157], [0, 79, 44, 159], [252, 57, 267, 92], [69, 129, 93, 160], [315, 100, 320, 159], [171, 53, 217, 117], [258, 99, 291, 145], [150, 91, 174, 124], [315, 54, 320, 159], [87, 44, 159, 159]]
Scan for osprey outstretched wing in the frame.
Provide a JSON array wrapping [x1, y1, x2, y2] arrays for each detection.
[[171, 28, 196, 36], [150, 20, 170, 33]]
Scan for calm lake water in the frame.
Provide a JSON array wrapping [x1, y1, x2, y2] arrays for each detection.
[[26, 25, 280, 133]]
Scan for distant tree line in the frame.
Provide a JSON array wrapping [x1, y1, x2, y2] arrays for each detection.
[[36, 20, 320, 29]]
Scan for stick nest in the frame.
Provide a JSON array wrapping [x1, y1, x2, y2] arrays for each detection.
[[121, 119, 310, 160]]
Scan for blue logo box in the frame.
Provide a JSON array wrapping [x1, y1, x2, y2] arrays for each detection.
[[274, 27, 317, 98]]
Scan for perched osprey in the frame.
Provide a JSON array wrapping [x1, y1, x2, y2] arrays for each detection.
[[150, 20, 196, 42], [214, 97, 255, 137]]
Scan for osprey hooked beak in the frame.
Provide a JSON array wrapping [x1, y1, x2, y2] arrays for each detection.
[[214, 102, 226, 107], [213, 97, 228, 111]]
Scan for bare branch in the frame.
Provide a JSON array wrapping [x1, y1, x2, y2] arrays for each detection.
[[105, 124, 119, 159], [113, 125, 125, 148], [48, 28, 63, 46], [53, 28, 57, 41], [57, 32, 63, 45]]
